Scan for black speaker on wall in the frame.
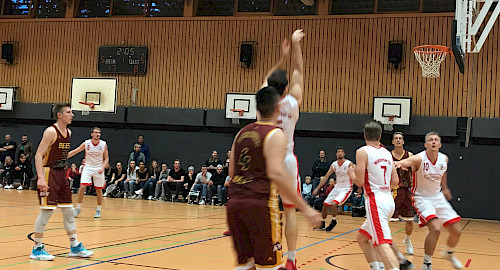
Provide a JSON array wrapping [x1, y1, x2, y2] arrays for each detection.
[[388, 41, 404, 69], [1, 43, 13, 64], [240, 43, 253, 68]]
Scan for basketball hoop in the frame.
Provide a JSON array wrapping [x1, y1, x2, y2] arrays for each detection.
[[413, 45, 452, 78], [384, 115, 396, 131], [79, 101, 95, 116], [230, 109, 244, 125]]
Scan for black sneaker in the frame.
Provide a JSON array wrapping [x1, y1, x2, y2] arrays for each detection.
[[400, 259, 415, 270], [314, 221, 326, 231], [325, 219, 337, 232]]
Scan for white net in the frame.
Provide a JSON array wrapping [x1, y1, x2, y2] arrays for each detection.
[[231, 110, 244, 125], [81, 107, 90, 116], [413, 46, 449, 78], [383, 116, 395, 131]]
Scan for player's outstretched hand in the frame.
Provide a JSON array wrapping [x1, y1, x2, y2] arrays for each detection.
[[302, 207, 322, 228], [281, 38, 291, 58], [292, 29, 305, 43], [442, 188, 452, 200]]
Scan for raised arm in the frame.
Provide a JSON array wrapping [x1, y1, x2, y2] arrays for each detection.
[[35, 128, 57, 191], [260, 39, 291, 89], [395, 154, 422, 171], [288, 29, 305, 105], [67, 142, 85, 159], [347, 148, 368, 188]]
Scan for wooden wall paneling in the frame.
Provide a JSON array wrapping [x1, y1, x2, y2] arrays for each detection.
[[357, 18, 366, 114], [351, 18, 360, 114], [318, 19, 327, 113], [340, 18, 349, 114], [332, 18, 341, 113], [492, 20, 499, 117], [437, 18, 446, 116], [366, 18, 376, 114], [485, 20, 494, 117]]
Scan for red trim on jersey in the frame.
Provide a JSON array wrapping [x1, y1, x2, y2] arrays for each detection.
[[337, 159, 345, 167], [364, 170, 385, 244], [443, 217, 462, 228], [418, 214, 438, 228], [368, 145, 382, 149], [94, 186, 105, 189], [373, 239, 393, 247], [411, 171, 417, 195], [80, 183, 92, 186], [358, 229, 372, 239], [333, 190, 352, 206], [425, 151, 438, 165], [91, 140, 100, 146]]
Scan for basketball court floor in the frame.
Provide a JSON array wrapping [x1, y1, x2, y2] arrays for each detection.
[[0, 189, 498, 270]]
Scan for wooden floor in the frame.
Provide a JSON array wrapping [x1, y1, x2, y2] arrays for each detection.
[[0, 189, 498, 270]]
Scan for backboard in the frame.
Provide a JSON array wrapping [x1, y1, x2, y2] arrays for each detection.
[[225, 93, 256, 120], [71, 78, 117, 113], [0, 87, 15, 111], [373, 96, 411, 125]]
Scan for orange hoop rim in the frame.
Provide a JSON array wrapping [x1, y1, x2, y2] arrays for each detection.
[[413, 45, 452, 54], [79, 101, 95, 109], [230, 109, 245, 117], [386, 115, 397, 122]]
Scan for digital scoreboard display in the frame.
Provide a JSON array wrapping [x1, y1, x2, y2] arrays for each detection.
[[98, 46, 147, 74]]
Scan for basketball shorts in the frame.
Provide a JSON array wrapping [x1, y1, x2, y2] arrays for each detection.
[[392, 187, 414, 218], [359, 192, 395, 247], [38, 167, 72, 209], [280, 152, 301, 208], [412, 192, 461, 228], [323, 186, 352, 207], [226, 198, 284, 270], [81, 166, 105, 189]]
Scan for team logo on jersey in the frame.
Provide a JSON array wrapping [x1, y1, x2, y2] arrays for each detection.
[[273, 242, 282, 252], [439, 164, 446, 170], [87, 145, 90, 150]]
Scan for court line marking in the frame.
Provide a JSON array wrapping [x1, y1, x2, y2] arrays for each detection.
[[284, 228, 359, 255]]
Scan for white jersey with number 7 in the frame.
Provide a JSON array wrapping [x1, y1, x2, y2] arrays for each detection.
[[361, 145, 393, 195]]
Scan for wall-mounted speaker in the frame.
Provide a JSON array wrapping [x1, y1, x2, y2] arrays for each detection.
[[1, 43, 14, 64], [240, 43, 253, 68], [388, 41, 404, 69]]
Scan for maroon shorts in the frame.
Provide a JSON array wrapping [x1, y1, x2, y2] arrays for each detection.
[[393, 187, 413, 218], [226, 198, 284, 269], [38, 167, 72, 209]]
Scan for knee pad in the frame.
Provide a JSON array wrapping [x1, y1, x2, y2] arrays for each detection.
[[60, 207, 76, 232], [34, 209, 54, 233]]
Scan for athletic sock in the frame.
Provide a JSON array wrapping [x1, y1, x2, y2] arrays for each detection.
[[369, 262, 379, 269], [76, 203, 81, 210], [378, 261, 385, 270], [395, 249, 406, 263], [445, 245, 454, 253], [423, 254, 432, 264], [34, 238, 43, 248], [404, 235, 411, 242], [288, 250, 296, 261], [389, 268, 399, 270], [69, 234, 79, 247], [331, 216, 337, 221], [96, 205, 102, 211]]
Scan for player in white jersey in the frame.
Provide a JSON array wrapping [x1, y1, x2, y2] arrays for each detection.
[[312, 147, 353, 231], [259, 29, 305, 270], [396, 132, 463, 270], [347, 120, 400, 270], [68, 127, 109, 218]]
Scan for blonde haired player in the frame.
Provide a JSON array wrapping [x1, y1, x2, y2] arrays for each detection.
[[260, 29, 305, 270], [396, 132, 463, 270], [68, 127, 109, 218]]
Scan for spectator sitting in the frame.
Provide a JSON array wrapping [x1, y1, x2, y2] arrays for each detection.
[[153, 163, 169, 201], [223, 150, 230, 176], [128, 144, 145, 166], [209, 164, 226, 206], [312, 149, 330, 190], [135, 160, 160, 200], [165, 159, 185, 202], [191, 165, 212, 205], [182, 166, 196, 202], [136, 135, 151, 163], [205, 150, 224, 175], [66, 163, 81, 193], [104, 163, 113, 186], [132, 161, 149, 199], [0, 156, 15, 189], [123, 160, 138, 198], [13, 154, 34, 190], [312, 177, 335, 211], [15, 135, 33, 162], [0, 134, 17, 164], [107, 162, 126, 197], [221, 175, 230, 205], [352, 185, 364, 207], [302, 175, 313, 205]]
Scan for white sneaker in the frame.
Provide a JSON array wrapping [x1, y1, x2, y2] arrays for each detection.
[[147, 195, 153, 200], [69, 242, 94, 258], [135, 195, 142, 200], [441, 251, 463, 269], [17, 185, 23, 190], [129, 194, 137, 199], [4, 185, 9, 189], [198, 199, 205, 205], [135, 189, 143, 196], [404, 239, 414, 255], [421, 263, 432, 270], [30, 245, 55, 261], [103, 192, 108, 197], [0, 184, 3, 188]]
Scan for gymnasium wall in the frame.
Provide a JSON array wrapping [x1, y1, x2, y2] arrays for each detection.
[[0, 14, 499, 117]]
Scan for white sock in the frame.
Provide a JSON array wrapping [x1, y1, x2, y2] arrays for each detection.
[[378, 261, 385, 270], [404, 235, 411, 242], [445, 245, 454, 253], [332, 216, 337, 221], [321, 218, 326, 222], [76, 203, 81, 210], [288, 250, 296, 261], [390, 268, 399, 270], [69, 234, 79, 247], [96, 205, 102, 211], [369, 262, 379, 269], [423, 254, 432, 264], [34, 238, 43, 248]]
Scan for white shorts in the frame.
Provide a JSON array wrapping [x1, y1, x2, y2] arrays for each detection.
[[324, 186, 352, 207], [412, 192, 461, 228], [359, 192, 395, 247], [80, 166, 105, 189], [280, 152, 301, 208]]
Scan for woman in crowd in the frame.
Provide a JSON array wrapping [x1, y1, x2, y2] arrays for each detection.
[[123, 160, 138, 198]]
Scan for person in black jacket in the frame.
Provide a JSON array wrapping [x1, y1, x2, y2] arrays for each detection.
[[0, 156, 15, 188], [182, 166, 196, 202], [312, 149, 330, 190], [13, 154, 34, 190], [209, 164, 226, 205]]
